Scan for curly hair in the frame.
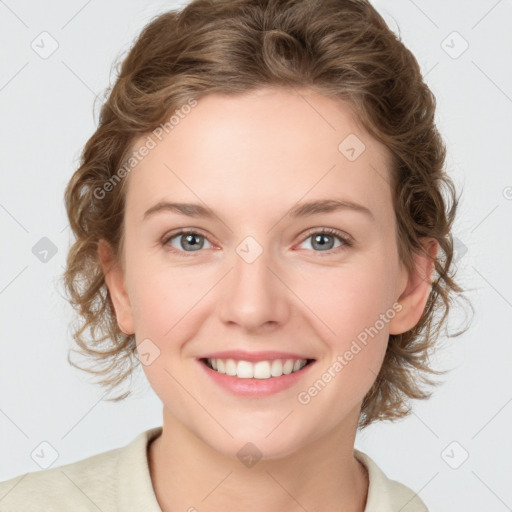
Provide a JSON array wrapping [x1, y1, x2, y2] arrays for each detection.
[[61, 0, 472, 429]]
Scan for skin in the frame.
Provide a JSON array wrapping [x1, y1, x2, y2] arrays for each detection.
[[98, 87, 437, 512]]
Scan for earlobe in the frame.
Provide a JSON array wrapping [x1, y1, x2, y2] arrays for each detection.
[[97, 238, 135, 335], [389, 238, 438, 335]]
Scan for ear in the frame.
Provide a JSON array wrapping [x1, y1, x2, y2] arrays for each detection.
[[97, 238, 135, 335], [389, 238, 439, 335]]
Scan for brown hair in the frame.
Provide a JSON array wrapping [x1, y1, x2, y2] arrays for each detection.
[[61, 0, 472, 429]]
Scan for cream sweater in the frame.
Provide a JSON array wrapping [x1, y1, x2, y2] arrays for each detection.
[[0, 426, 428, 511]]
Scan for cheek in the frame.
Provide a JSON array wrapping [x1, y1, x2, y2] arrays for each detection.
[[293, 267, 394, 421], [128, 269, 203, 406], [127, 260, 219, 367], [130, 269, 199, 338], [294, 256, 398, 347], [290, 254, 398, 403]]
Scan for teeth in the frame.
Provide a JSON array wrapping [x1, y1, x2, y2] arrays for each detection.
[[206, 358, 308, 379]]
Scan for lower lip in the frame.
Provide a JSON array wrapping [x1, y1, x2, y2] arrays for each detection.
[[197, 359, 316, 397]]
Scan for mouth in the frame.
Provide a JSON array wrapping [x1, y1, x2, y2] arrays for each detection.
[[199, 357, 316, 379]]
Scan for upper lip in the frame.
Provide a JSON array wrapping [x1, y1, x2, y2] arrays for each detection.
[[198, 350, 315, 362]]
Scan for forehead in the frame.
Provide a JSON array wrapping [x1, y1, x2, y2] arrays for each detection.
[[124, 87, 394, 223]]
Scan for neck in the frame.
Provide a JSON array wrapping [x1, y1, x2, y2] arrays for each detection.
[[148, 408, 369, 512]]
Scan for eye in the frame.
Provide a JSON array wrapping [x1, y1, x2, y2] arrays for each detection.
[[297, 228, 353, 254], [161, 227, 353, 257], [162, 230, 213, 255]]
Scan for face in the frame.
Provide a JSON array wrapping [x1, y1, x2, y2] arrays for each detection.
[[100, 87, 433, 460]]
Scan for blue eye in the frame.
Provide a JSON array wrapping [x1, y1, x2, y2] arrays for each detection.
[[163, 231, 213, 253], [161, 227, 352, 257], [297, 228, 353, 254]]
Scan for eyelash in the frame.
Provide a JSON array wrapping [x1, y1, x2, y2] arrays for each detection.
[[161, 227, 353, 258]]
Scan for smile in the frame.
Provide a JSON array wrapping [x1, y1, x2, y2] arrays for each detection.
[[201, 357, 314, 379]]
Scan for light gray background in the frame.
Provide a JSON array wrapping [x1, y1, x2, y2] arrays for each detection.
[[1, 1, 511, 510]]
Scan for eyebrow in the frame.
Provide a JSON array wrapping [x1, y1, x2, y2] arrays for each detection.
[[143, 198, 374, 221]]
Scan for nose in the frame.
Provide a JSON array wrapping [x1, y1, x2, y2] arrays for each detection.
[[218, 244, 291, 332]]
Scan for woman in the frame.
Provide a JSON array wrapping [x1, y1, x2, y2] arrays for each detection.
[[0, 0, 469, 510]]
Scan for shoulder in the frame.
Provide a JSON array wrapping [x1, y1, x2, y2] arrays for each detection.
[[354, 449, 429, 512], [0, 426, 163, 512], [0, 443, 123, 511]]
